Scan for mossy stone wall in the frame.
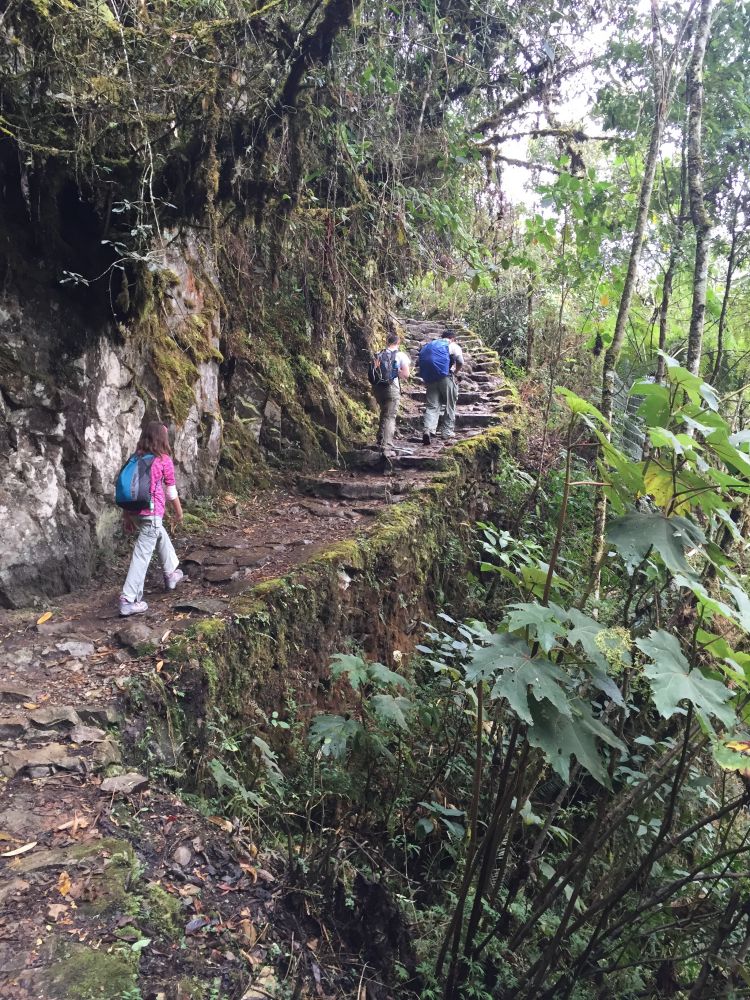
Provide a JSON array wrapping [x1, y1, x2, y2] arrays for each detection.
[[146, 426, 517, 771]]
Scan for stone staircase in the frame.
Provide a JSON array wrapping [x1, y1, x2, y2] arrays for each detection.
[[298, 317, 518, 501]]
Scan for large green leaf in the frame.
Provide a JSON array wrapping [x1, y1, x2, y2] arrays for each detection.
[[465, 632, 533, 683], [725, 583, 750, 632], [633, 381, 670, 428], [674, 575, 750, 635], [607, 512, 705, 579], [506, 602, 568, 653], [308, 714, 364, 758], [329, 654, 369, 690], [370, 694, 413, 729], [647, 427, 699, 458], [519, 562, 572, 599], [636, 630, 735, 727], [664, 359, 720, 411], [367, 661, 412, 689], [490, 654, 571, 725], [556, 387, 610, 428], [527, 697, 624, 787]]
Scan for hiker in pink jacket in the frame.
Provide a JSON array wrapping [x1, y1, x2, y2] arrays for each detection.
[[119, 422, 184, 616]]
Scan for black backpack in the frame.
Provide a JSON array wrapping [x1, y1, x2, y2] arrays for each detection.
[[367, 348, 399, 387]]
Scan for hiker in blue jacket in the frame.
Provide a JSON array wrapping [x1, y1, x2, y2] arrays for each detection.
[[419, 329, 464, 445]]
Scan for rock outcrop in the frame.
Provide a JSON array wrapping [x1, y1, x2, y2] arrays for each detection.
[[0, 236, 223, 608]]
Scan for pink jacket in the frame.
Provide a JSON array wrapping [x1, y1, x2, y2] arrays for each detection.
[[135, 454, 177, 518]]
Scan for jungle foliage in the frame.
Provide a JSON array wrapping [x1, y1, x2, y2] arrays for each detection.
[[5, 0, 750, 997]]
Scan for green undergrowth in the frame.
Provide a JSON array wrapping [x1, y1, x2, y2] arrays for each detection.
[[127, 423, 519, 791]]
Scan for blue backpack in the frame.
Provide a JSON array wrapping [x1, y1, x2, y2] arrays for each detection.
[[419, 339, 451, 383], [115, 453, 155, 511]]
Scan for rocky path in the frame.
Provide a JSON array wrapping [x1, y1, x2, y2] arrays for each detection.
[[0, 319, 516, 998]]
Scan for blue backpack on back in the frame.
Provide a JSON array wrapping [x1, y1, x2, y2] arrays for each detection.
[[419, 339, 451, 383], [115, 453, 155, 511]]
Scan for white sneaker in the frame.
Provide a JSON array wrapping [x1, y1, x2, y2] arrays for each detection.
[[164, 568, 184, 591], [120, 597, 148, 616]]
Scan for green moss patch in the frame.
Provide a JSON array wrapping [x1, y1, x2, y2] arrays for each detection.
[[41, 941, 139, 1000]]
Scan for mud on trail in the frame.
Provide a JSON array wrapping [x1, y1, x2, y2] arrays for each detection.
[[0, 320, 517, 999]]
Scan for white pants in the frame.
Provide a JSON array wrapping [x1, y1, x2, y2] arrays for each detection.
[[121, 516, 178, 602]]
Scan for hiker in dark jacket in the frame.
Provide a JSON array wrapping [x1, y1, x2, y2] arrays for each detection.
[[419, 329, 464, 445], [371, 331, 411, 454]]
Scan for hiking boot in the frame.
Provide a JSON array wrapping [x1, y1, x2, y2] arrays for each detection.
[[422, 432, 431, 446], [119, 596, 148, 616], [164, 568, 185, 591]]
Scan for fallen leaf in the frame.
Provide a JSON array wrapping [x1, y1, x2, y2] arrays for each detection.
[[160, 630, 171, 643], [239, 863, 258, 883], [178, 884, 201, 898], [57, 871, 72, 896], [56, 815, 89, 834], [155, 660, 164, 673], [47, 903, 68, 921], [207, 816, 233, 833], [22, 703, 39, 710], [238, 918, 257, 946], [0, 841, 37, 858], [37, 611, 53, 625], [185, 916, 211, 935], [0, 831, 19, 843]]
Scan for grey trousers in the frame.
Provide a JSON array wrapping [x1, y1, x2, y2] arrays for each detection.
[[423, 376, 458, 436], [122, 516, 179, 602], [373, 382, 401, 450]]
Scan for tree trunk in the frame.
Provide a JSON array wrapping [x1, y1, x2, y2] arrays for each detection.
[[525, 277, 535, 371], [592, 1, 672, 579], [710, 187, 741, 384], [685, 0, 717, 375], [655, 151, 687, 384]]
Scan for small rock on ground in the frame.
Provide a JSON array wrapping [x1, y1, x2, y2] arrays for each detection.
[[100, 772, 149, 795]]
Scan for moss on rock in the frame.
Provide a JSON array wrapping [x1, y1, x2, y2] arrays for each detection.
[[41, 941, 139, 999], [144, 882, 183, 939]]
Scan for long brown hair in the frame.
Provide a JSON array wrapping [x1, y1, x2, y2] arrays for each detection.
[[137, 421, 171, 457]]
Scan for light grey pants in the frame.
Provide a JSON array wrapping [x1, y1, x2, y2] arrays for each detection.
[[122, 516, 179, 602], [423, 376, 458, 436], [374, 382, 401, 450]]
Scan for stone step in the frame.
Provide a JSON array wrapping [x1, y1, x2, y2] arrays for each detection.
[[405, 389, 499, 405], [297, 476, 409, 502], [399, 411, 504, 430], [340, 450, 449, 473]]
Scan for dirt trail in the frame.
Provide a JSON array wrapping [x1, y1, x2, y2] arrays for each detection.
[[0, 319, 515, 998]]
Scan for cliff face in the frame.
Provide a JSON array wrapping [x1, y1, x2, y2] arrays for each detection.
[[0, 236, 226, 608], [0, 213, 380, 608]]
